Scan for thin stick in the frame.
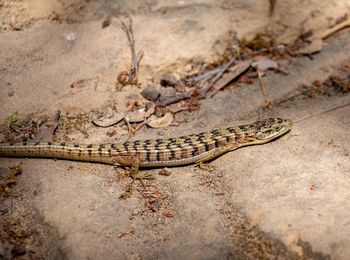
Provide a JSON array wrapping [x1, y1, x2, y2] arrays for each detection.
[[184, 65, 224, 86], [118, 16, 143, 85], [156, 92, 192, 107], [294, 102, 350, 123], [200, 57, 236, 97], [312, 19, 350, 40]]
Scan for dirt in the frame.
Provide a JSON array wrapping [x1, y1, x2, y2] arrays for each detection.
[[0, 0, 349, 259]]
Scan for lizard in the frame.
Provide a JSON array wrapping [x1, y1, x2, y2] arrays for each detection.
[[0, 118, 293, 181]]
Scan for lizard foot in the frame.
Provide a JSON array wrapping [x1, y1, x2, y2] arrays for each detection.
[[131, 171, 155, 188], [197, 162, 216, 172]]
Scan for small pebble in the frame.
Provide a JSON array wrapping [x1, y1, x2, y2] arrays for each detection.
[[63, 31, 76, 41], [160, 74, 179, 87], [140, 84, 160, 101]]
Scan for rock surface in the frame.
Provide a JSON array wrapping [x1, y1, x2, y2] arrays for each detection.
[[0, 0, 349, 259]]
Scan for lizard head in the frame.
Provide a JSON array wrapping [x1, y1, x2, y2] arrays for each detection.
[[253, 118, 293, 143]]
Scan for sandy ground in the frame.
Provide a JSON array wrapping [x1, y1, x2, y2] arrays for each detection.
[[0, 0, 350, 259]]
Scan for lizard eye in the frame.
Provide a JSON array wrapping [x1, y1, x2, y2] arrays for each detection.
[[274, 125, 282, 131]]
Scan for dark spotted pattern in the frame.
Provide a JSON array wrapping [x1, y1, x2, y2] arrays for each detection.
[[0, 118, 292, 167]]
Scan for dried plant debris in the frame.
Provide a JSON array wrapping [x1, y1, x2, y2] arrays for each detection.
[[209, 59, 252, 97], [117, 16, 144, 86], [156, 92, 192, 107], [292, 17, 350, 56], [160, 73, 182, 89], [162, 210, 174, 218], [200, 57, 236, 97], [115, 33, 288, 128], [117, 228, 135, 238], [117, 71, 129, 86], [1, 164, 23, 198], [102, 15, 112, 29], [323, 75, 350, 93], [317, 65, 350, 94], [180, 33, 285, 101], [1, 112, 59, 143], [159, 168, 172, 176], [56, 112, 90, 139], [277, 63, 350, 107], [119, 182, 134, 200], [139, 186, 170, 213], [239, 33, 276, 53], [70, 78, 98, 89], [251, 59, 279, 72], [297, 39, 323, 55], [33, 110, 60, 142], [125, 108, 147, 123], [1, 218, 30, 257], [147, 112, 174, 128], [92, 108, 126, 127], [0, 213, 55, 259], [311, 18, 350, 41], [268, 0, 277, 16], [92, 16, 349, 135]]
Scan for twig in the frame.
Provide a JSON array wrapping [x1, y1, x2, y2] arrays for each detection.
[[183, 65, 225, 86], [269, 0, 277, 16], [155, 92, 192, 107], [210, 59, 252, 98], [257, 70, 267, 100], [200, 57, 236, 97], [294, 102, 350, 123], [118, 16, 143, 85], [311, 19, 350, 40]]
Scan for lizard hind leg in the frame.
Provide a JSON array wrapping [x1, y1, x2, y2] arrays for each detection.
[[130, 158, 154, 180], [117, 156, 155, 186]]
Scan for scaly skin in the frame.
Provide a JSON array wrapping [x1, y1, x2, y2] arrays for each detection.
[[0, 118, 292, 179]]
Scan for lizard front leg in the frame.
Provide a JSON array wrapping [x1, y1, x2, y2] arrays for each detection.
[[196, 143, 240, 171]]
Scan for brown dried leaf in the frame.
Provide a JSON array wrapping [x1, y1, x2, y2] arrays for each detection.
[[102, 16, 111, 28], [210, 59, 252, 97], [92, 109, 125, 127], [238, 75, 253, 84], [117, 228, 135, 238], [33, 111, 60, 142], [298, 39, 323, 55], [163, 210, 175, 218], [147, 112, 174, 128], [145, 103, 156, 118], [1, 164, 22, 197], [159, 168, 172, 176], [126, 108, 147, 123]]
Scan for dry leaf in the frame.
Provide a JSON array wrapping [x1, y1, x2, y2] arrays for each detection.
[[145, 103, 156, 118], [92, 109, 125, 127], [159, 168, 172, 176], [210, 59, 252, 97], [126, 108, 147, 123], [298, 39, 323, 55], [147, 112, 174, 128], [118, 228, 135, 238], [33, 110, 60, 142], [251, 59, 279, 72]]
